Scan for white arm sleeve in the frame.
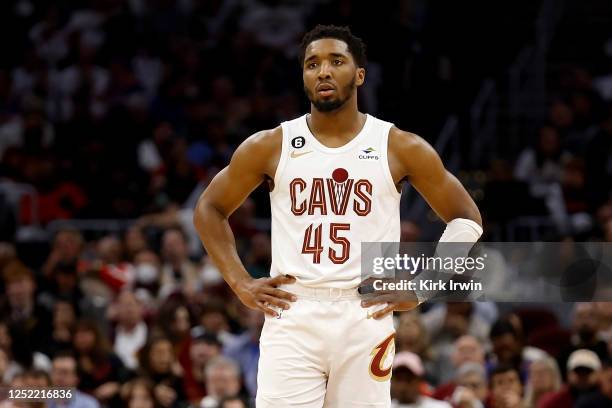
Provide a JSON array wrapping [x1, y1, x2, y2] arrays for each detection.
[[439, 218, 483, 243], [414, 218, 483, 304]]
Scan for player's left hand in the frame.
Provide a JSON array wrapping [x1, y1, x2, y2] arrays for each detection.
[[358, 277, 420, 319], [360, 293, 420, 319]]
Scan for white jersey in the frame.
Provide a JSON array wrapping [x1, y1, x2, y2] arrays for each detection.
[[269, 113, 402, 289]]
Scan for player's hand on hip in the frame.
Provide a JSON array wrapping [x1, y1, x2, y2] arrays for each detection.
[[360, 290, 420, 319], [234, 274, 297, 317]]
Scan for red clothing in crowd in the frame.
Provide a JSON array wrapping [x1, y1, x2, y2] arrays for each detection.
[[537, 385, 575, 408]]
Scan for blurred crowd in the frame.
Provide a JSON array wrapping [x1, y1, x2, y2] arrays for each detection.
[[0, 0, 611, 407], [0, 0, 545, 231], [3, 231, 612, 407], [480, 67, 612, 241]]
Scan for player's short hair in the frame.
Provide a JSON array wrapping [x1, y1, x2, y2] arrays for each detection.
[[299, 25, 367, 68]]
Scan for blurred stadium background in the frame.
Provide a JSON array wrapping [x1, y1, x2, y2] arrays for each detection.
[[0, 0, 612, 407]]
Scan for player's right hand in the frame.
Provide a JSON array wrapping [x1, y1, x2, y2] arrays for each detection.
[[234, 274, 298, 317]]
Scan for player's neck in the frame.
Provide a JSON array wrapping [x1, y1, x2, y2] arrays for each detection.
[[308, 99, 365, 141]]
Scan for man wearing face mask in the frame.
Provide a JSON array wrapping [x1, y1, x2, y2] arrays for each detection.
[[132, 250, 162, 298], [557, 303, 609, 379], [539, 349, 601, 408]]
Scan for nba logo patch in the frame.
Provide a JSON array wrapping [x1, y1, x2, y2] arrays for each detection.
[[358, 146, 380, 161]]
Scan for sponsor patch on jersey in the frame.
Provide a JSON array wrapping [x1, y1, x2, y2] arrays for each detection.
[[358, 146, 380, 161]]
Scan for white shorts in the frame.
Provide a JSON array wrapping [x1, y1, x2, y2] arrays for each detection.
[[256, 283, 396, 407]]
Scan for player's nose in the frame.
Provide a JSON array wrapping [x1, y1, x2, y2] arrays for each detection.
[[317, 61, 332, 79]]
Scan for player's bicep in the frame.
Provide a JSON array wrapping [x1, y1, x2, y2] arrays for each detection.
[[401, 133, 479, 223], [201, 164, 263, 217], [199, 135, 270, 217]]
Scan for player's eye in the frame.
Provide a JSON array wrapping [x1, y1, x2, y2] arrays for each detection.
[[333, 59, 343, 65], [307, 62, 318, 69]]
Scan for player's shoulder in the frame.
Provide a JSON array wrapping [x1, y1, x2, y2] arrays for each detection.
[[229, 127, 282, 176], [388, 125, 429, 154], [237, 126, 283, 156], [245, 126, 283, 148]]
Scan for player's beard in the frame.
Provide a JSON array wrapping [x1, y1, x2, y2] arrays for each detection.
[[305, 78, 356, 112]]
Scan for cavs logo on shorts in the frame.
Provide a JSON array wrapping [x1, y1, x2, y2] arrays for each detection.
[[368, 333, 395, 381]]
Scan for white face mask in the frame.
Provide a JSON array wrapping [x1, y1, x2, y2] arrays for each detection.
[[135, 263, 158, 284]]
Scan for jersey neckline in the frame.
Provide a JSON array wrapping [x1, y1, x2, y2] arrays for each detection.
[[302, 113, 372, 154]]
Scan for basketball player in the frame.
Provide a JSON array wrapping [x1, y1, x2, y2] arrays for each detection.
[[194, 25, 482, 407]]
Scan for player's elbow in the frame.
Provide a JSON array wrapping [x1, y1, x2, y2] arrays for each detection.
[[457, 203, 482, 229], [466, 206, 483, 228], [193, 195, 221, 236]]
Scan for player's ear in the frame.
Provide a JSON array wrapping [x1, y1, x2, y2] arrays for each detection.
[[356, 67, 365, 87]]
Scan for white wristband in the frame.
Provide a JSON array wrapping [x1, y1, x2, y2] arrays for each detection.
[[439, 218, 483, 243], [414, 218, 483, 304]]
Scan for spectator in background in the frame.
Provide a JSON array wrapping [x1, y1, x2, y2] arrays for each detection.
[[10, 369, 51, 408], [433, 335, 486, 400], [522, 356, 561, 408], [159, 228, 200, 299], [0, 261, 52, 353], [449, 363, 488, 408], [217, 396, 248, 408], [45, 300, 77, 357], [514, 125, 570, 234], [539, 349, 601, 408], [1, 322, 51, 386], [195, 300, 233, 345], [421, 303, 491, 348], [200, 357, 244, 408], [596, 302, 612, 356], [42, 229, 84, 278], [489, 365, 524, 408], [155, 299, 192, 353], [557, 303, 608, 374], [224, 307, 264, 398], [19, 152, 87, 226], [96, 236, 124, 266], [181, 330, 222, 404], [452, 336, 486, 372], [109, 290, 148, 370], [576, 358, 612, 407], [396, 312, 433, 362], [438, 334, 487, 385], [422, 303, 490, 385], [514, 126, 566, 186], [72, 320, 126, 404], [123, 226, 149, 262], [48, 351, 100, 408], [391, 351, 451, 408], [121, 377, 157, 408], [39, 260, 83, 311], [132, 249, 162, 302], [487, 317, 547, 382], [138, 336, 186, 408]]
